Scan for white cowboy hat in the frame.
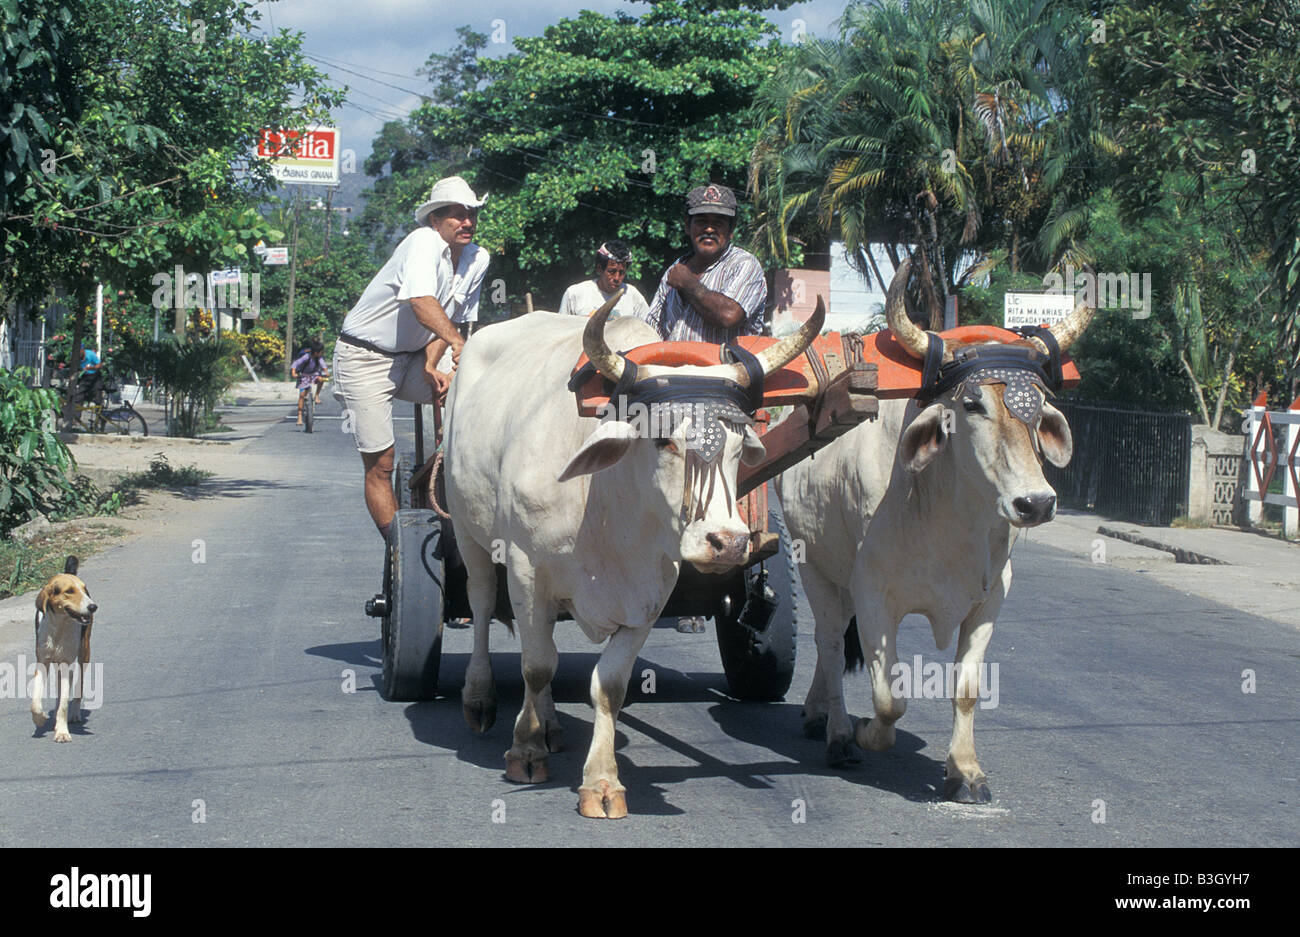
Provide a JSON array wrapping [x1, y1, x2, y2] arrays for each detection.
[[414, 176, 488, 226]]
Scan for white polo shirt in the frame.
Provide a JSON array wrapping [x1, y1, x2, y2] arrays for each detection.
[[341, 227, 490, 353], [556, 278, 650, 319]]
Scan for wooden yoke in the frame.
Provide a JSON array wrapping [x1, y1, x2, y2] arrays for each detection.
[[569, 325, 1079, 414], [567, 326, 1080, 558], [570, 325, 1079, 498]]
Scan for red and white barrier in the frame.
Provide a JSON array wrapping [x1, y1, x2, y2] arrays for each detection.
[[1242, 391, 1300, 537]]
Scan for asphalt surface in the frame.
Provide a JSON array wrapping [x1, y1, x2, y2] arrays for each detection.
[[1, 396, 1297, 847]]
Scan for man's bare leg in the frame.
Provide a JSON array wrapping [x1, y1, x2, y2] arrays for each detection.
[[362, 446, 397, 541]]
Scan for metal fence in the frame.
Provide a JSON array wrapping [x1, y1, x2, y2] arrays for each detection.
[[1044, 400, 1191, 526]]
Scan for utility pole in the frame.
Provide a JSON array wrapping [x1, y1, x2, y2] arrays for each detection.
[[323, 187, 334, 257], [284, 190, 301, 381]]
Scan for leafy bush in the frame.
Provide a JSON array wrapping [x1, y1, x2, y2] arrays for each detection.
[[105, 333, 246, 436], [242, 327, 284, 373], [118, 453, 214, 490], [0, 367, 100, 536], [151, 337, 244, 436]]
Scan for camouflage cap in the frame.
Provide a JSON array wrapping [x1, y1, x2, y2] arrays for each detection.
[[685, 183, 737, 217]]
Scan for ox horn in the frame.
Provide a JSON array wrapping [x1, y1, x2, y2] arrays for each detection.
[[582, 288, 627, 382], [1047, 267, 1096, 353], [886, 256, 943, 361], [1022, 265, 1097, 356], [732, 294, 826, 385]]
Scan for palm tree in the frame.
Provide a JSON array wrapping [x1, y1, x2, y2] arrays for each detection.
[[749, 0, 1115, 300]]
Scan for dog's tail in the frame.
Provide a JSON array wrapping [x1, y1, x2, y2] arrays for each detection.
[[63, 556, 79, 576]]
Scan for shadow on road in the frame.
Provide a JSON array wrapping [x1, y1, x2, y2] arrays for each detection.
[[302, 639, 945, 810]]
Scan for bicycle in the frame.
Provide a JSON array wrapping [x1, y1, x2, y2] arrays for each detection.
[[296, 372, 328, 434], [302, 384, 316, 433], [54, 371, 149, 436]]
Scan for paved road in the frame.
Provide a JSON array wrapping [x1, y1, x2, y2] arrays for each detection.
[[2, 397, 1297, 846]]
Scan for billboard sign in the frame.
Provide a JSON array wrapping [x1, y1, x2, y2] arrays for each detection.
[[256, 126, 340, 185], [1003, 292, 1076, 329]]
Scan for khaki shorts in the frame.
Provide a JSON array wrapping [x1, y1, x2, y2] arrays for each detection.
[[332, 342, 435, 453]]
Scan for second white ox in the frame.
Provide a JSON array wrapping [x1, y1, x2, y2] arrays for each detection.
[[778, 258, 1094, 803], [445, 293, 822, 818]]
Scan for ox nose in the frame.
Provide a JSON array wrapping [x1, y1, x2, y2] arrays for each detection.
[[1013, 494, 1056, 525], [705, 531, 750, 564]]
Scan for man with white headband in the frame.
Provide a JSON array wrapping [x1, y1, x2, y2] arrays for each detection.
[[556, 239, 650, 318], [332, 175, 491, 542]]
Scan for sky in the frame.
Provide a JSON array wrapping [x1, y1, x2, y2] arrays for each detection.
[[256, 0, 852, 183]]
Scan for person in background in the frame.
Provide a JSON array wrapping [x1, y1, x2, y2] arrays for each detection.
[[298, 340, 330, 404], [71, 344, 105, 410], [639, 183, 769, 633], [291, 340, 329, 426], [639, 183, 767, 344], [556, 240, 650, 319]]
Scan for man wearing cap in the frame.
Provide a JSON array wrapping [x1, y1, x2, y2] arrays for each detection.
[[332, 175, 491, 541], [640, 183, 767, 345], [642, 183, 768, 633], [556, 240, 650, 319]]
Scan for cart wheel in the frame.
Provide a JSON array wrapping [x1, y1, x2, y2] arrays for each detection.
[[714, 507, 798, 701], [380, 509, 445, 701], [394, 454, 414, 510]]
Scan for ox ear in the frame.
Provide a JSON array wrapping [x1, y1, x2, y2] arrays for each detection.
[[1038, 401, 1073, 467], [558, 420, 640, 482], [900, 403, 950, 474], [740, 425, 766, 466]]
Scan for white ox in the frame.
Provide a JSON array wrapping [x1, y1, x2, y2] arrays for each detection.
[[445, 295, 822, 818], [778, 258, 1094, 802]]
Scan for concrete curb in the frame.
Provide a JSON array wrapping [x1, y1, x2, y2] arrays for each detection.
[[58, 431, 234, 447], [1097, 525, 1229, 565]]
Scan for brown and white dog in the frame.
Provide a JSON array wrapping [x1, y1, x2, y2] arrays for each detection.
[[32, 556, 97, 742]]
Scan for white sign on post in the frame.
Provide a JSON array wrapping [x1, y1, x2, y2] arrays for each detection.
[[255, 126, 341, 185], [211, 268, 241, 286], [264, 247, 289, 265], [1004, 292, 1076, 329]]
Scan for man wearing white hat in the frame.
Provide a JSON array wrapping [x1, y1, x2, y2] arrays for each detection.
[[332, 175, 491, 541]]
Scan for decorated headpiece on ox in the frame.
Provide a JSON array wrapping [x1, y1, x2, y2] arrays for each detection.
[[884, 256, 1095, 527], [560, 291, 824, 571]]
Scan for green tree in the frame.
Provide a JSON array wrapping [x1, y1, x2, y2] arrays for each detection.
[[748, 0, 1111, 324], [959, 183, 1276, 426], [256, 196, 378, 348], [355, 27, 489, 255], [2, 0, 341, 419], [1091, 0, 1300, 400], [361, 3, 785, 313]]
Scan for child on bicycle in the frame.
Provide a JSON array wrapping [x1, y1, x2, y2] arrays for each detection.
[[291, 340, 329, 425]]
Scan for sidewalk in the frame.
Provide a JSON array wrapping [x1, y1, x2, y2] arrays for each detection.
[[56, 381, 295, 486], [1020, 509, 1300, 628], [128, 380, 296, 443]]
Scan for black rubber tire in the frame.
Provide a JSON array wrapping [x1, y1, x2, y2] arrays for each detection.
[[303, 393, 315, 433], [102, 407, 148, 437], [714, 505, 798, 701], [380, 510, 445, 701], [393, 454, 414, 510]]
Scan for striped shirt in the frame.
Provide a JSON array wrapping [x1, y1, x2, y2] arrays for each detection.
[[641, 243, 767, 343]]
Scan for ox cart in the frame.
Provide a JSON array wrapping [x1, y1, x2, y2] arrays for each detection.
[[364, 329, 888, 703], [363, 324, 1044, 704]]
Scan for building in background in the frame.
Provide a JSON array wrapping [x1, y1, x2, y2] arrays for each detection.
[[771, 242, 977, 335], [1, 297, 69, 380]]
